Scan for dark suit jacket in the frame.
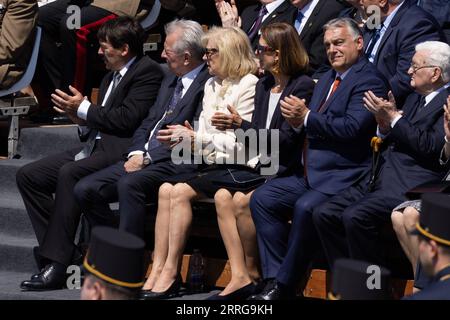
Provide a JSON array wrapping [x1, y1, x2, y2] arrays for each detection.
[[377, 86, 450, 198], [241, 0, 295, 49], [289, 0, 346, 76], [240, 72, 315, 176], [363, 3, 444, 106], [129, 63, 211, 164], [404, 266, 450, 300], [83, 55, 164, 159], [305, 57, 389, 195]]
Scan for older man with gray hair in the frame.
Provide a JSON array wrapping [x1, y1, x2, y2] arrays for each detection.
[[360, 0, 444, 106], [313, 40, 450, 273], [73, 19, 210, 248]]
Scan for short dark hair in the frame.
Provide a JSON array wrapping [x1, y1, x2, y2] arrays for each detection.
[[87, 274, 139, 300], [97, 16, 145, 57]]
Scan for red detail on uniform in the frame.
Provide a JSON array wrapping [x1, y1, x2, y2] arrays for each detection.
[[73, 14, 118, 93]]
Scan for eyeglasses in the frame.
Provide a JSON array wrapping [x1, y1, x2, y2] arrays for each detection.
[[409, 64, 439, 74], [204, 48, 219, 58], [256, 44, 276, 54]]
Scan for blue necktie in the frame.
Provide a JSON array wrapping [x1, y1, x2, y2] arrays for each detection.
[[365, 25, 383, 59], [248, 5, 268, 42], [147, 78, 184, 151], [294, 10, 304, 33]]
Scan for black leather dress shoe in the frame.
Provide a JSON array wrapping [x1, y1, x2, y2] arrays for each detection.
[[207, 282, 257, 300], [20, 263, 67, 291], [247, 280, 295, 300], [139, 274, 182, 300]]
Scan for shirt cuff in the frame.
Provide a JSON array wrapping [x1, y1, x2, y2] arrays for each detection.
[[127, 150, 144, 158], [390, 114, 403, 128], [77, 100, 91, 120], [292, 110, 310, 133]]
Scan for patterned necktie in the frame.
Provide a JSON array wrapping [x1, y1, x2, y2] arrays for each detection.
[[303, 76, 342, 178], [294, 9, 304, 34], [74, 71, 122, 161], [248, 5, 268, 42], [365, 25, 383, 58], [111, 71, 122, 92], [147, 78, 184, 151]]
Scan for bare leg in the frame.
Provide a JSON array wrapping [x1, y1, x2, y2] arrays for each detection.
[[152, 183, 198, 293], [391, 207, 420, 275], [233, 190, 261, 282], [402, 207, 420, 271], [215, 189, 253, 295], [142, 183, 173, 290]]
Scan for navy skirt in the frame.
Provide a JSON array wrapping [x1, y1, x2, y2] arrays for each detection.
[[165, 164, 267, 198]]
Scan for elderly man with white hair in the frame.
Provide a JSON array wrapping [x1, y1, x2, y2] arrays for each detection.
[[313, 40, 450, 272]]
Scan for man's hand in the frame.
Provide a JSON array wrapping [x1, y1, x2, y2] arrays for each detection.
[[51, 85, 86, 113], [363, 91, 400, 129], [157, 121, 195, 149], [124, 154, 145, 173], [215, 0, 241, 27], [280, 95, 309, 128], [53, 106, 86, 126], [211, 105, 242, 130], [444, 95, 450, 142]]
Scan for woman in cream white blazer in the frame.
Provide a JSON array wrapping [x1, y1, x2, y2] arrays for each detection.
[[140, 26, 259, 300]]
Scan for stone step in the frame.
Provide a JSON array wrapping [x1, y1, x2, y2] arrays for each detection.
[[0, 192, 34, 237], [0, 233, 38, 274], [0, 159, 33, 194], [16, 126, 82, 160]]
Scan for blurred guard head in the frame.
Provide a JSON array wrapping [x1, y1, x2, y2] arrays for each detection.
[[413, 193, 450, 277], [81, 227, 145, 300], [329, 259, 392, 300]]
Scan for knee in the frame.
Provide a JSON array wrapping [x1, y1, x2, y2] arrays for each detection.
[[16, 163, 34, 188], [117, 174, 140, 195], [73, 177, 93, 205], [158, 183, 174, 201], [214, 189, 233, 215], [57, 161, 78, 181], [391, 210, 404, 233], [312, 203, 330, 227], [249, 187, 267, 215], [403, 207, 419, 231], [233, 192, 252, 219], [170, 184, 193, 204]]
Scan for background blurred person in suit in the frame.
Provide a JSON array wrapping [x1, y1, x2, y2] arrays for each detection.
[[404, 193, 450, 300], [360, 0, 444, 106], [0, 0, 37, 90]]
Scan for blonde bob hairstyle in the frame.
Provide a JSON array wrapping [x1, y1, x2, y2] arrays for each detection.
[[202, 26, 258, 80]]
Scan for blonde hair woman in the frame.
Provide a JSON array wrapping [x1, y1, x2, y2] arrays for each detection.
[[140, 26, 259, 300]]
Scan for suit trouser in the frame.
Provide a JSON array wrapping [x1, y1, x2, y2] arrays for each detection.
[[15, 142, 119, 266], [36, 0, 114, 96], [312, 178, 405, 268], [249, 174, 331, 289], [74, 161, 181, 240]]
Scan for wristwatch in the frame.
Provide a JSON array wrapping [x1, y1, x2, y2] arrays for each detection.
[[143, 155, 151, 166]]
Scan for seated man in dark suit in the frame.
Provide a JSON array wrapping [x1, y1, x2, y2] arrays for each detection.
[[249, 18, 389, 300], [418, 0, 450, 45], [289, 0, 348, 77], [404, 193, 450, 300], [73, 19, 210, 241], [214, 0, 295, 49], [361, 0, 444, 106], [16, 16, 164, 291], [313, 40, 450, 273]]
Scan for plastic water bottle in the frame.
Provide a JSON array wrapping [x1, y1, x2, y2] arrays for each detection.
[[189, 249, 205, 293]]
